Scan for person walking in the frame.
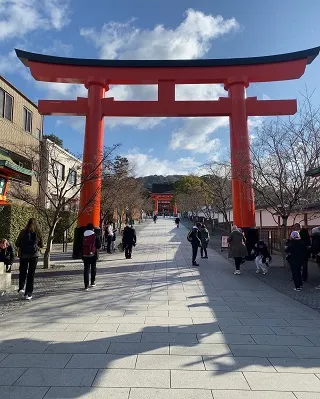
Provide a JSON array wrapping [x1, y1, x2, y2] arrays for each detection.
[[122, 222, 137, 259], [200, 224, 210, 259], [175, 217, 181, 228], [153, 214, 158, 224], [15, 218, 43, 300], [228, 226, 247, 275], [311, 226, 320, 290], [253, 240, 271, 275], [187, 222, 202, 266], [285, 231, 307, 291], [105, 222, 113, 254], [0, 238, 14, 273], [82, 223, 101, 291], [293, 223, 311, 282]]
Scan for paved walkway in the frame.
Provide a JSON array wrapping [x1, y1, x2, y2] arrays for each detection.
[[1, 219, 320, 398]]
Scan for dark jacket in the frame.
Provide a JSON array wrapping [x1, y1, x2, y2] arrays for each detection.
[[15, 229, 43, 259], [228, 230, 247, 258], [311, 230, 320, 261], [285, 239, 307, 265], [253, 241, 271, 263], [122, 226, 137, 246], [175, 218, 180, 224], [188, 227, 201, 246], [82, 230, 102, 260], [200, 227, 210, 245], [0, 244, 14, 265], [300, 228, 311, 248]]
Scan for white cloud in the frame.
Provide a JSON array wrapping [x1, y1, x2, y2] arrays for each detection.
[[0, 0, 70, 41], [80, 9, 238, 60], [123, 149, 203, 176]]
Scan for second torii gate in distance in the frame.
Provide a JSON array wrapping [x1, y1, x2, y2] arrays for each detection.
[[16, 47, 320, 255]]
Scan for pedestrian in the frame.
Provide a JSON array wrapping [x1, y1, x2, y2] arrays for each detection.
[[200, 224, 210, 259], [311, 226, 320, 290], [15, 218, 43, 300], [293, 223, 311, 282], [122, 221, 137, 259], [105, 222, 113, 254], [153, 214, 157, 224], [187, 222, 202, 266], [111, 227, 117, 252], [253, 240, 271, 275], [285, 231, 307, 291], [175, 217, 180, 228], [0, 238, 14, 273], [228, 226, 247, 275], [82, 223, 101, 291]]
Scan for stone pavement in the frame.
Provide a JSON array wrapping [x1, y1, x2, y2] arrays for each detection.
[[1, 219, 320, 398]]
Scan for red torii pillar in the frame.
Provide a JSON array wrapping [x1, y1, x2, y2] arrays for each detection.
[[15, 47, 320, 256]]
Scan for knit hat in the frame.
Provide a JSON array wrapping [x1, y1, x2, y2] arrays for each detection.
[[290, 231, 300, 240]]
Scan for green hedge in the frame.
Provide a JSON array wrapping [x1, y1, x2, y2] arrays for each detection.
[[0, 204, 76, 245]]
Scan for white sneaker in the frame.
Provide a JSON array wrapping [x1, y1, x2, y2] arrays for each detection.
[[25, 295, 32, 300], [91, 283, 96, 288], [256, 270, 260, 274], [18, 290, 24, 297], [234, 270, 241, 275], [263, 271, 268, 275], [84, 288, 89, 292]]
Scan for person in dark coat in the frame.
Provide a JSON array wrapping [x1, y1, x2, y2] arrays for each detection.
[[293, 223, 311, 281], [15, 218, 43, 300], [285, 231, 307, 291], [187, 222, 202, 266], [82, 223, 102, 291], [122, 222, 137, 259], [311, 226, 320, 290], [175, 217, 181, 228], [0, 238, 14, 272], [253, 240, 271, 275], [200, 224, 210, 259], [228, 226, 248, 275]]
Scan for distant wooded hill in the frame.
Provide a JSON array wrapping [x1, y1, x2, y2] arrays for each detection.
[[138, 175, 185, 190]]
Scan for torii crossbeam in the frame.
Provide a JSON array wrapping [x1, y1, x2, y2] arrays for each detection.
[[16, 47, 320, 256]]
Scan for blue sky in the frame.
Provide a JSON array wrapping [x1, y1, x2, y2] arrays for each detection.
[[1, 0, 320, 175]]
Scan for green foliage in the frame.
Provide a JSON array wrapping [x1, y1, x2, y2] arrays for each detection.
[[43, 134, 63, 147], [138, 175, 185, 190], [0, 204, 75, 245]]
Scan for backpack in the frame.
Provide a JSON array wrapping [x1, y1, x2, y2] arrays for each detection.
[[187, 230, 193, 242], [82, 234, 96, 257], [21, 232, 38, 256]]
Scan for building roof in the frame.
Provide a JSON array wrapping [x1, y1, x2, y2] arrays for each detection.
[[16, 47, 320, 68], [0, 151, 33, 177], [0, 75, 38, 109], [306, 167, 320, 177]]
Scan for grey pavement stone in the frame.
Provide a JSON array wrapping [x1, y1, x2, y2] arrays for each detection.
[[239, 318, 291, 327], [0, 368, 27, 385], [129, 388, 213, 399], [44, 387, 130, 399], [251, 335, 314, 346], [117, 324, 169, 333], [244, 371, 320, 391], [108, 342, 170, 355], [0, 341, 49, 354], [203, 356, 275, 372], [269, 357, 320, 373], [30, 332, 88, 342], [0, 323, 70, 332], [0, 387, 48, 399], [294, 394, 320, 399], [170, 343, 231, 356], [210, 391, 296, 399], [0, 354, 7, 362], [66, 354, 137, 369], [85, 332, 142, 343], [93, 369, 170, 388], [305, 335, 320, 346], [0, 353, 72, 368], [169, 325, 221, 334], [193, 318, 242, 326], [45, 341, 110, 354], [271, 327, 320, 336], [171, 370, 249, 389], [136, 354, 205, 370], [15, 368, 97, 386], [141, 332, 198, 344], [145, 317, 193, 325], [290, 346, 320, 358], [97, 316, 146, 324], [65, 323, 119, 332], [230, 344, 297, 358], [197, 333, 255, 345], [219, 326, 275, 335]]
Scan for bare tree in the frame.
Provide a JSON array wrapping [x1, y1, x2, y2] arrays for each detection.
[[11, 140, 118, 268], [250, 91, 320, 261]]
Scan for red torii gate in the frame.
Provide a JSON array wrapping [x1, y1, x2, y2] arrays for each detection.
[[151, 193, 177, 215], [16, 47, 319, 254]]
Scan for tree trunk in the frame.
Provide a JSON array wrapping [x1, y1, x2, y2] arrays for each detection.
[[43, 223, 57, 269], [281, 216, 288, 268]]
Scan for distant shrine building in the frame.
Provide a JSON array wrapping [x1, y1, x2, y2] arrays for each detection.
[[151, 184, 177, 216]]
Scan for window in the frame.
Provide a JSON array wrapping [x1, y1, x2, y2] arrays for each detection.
[[0, 89, 13, 121], [53, 160, 65, 180], [36, 128, 41, 140], [23, 107, 32, 132], [68, 169, 77, 186]]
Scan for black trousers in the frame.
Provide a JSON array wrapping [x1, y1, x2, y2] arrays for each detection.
[[106, 236, 112, 253], [19, 257, 38, 295], [192, 244, 199, 263], [83, 257, 97, 288], [291, 262, 302, 289], [201, 243, 208, 258], [125, 244, 133, 259], [234, 257, 242, 270], [301, 257, 308, 281]]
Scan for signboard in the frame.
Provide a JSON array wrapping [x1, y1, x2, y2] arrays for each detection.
[[221, 236, 229, 251]]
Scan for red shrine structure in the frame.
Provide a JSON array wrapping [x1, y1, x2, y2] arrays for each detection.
[[151, 184, 177, 215], [16, 47, 320, 254]]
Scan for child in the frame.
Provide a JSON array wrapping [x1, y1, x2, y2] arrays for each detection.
[[0, 238, 14, 273], [253, 240, 271, 275]]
